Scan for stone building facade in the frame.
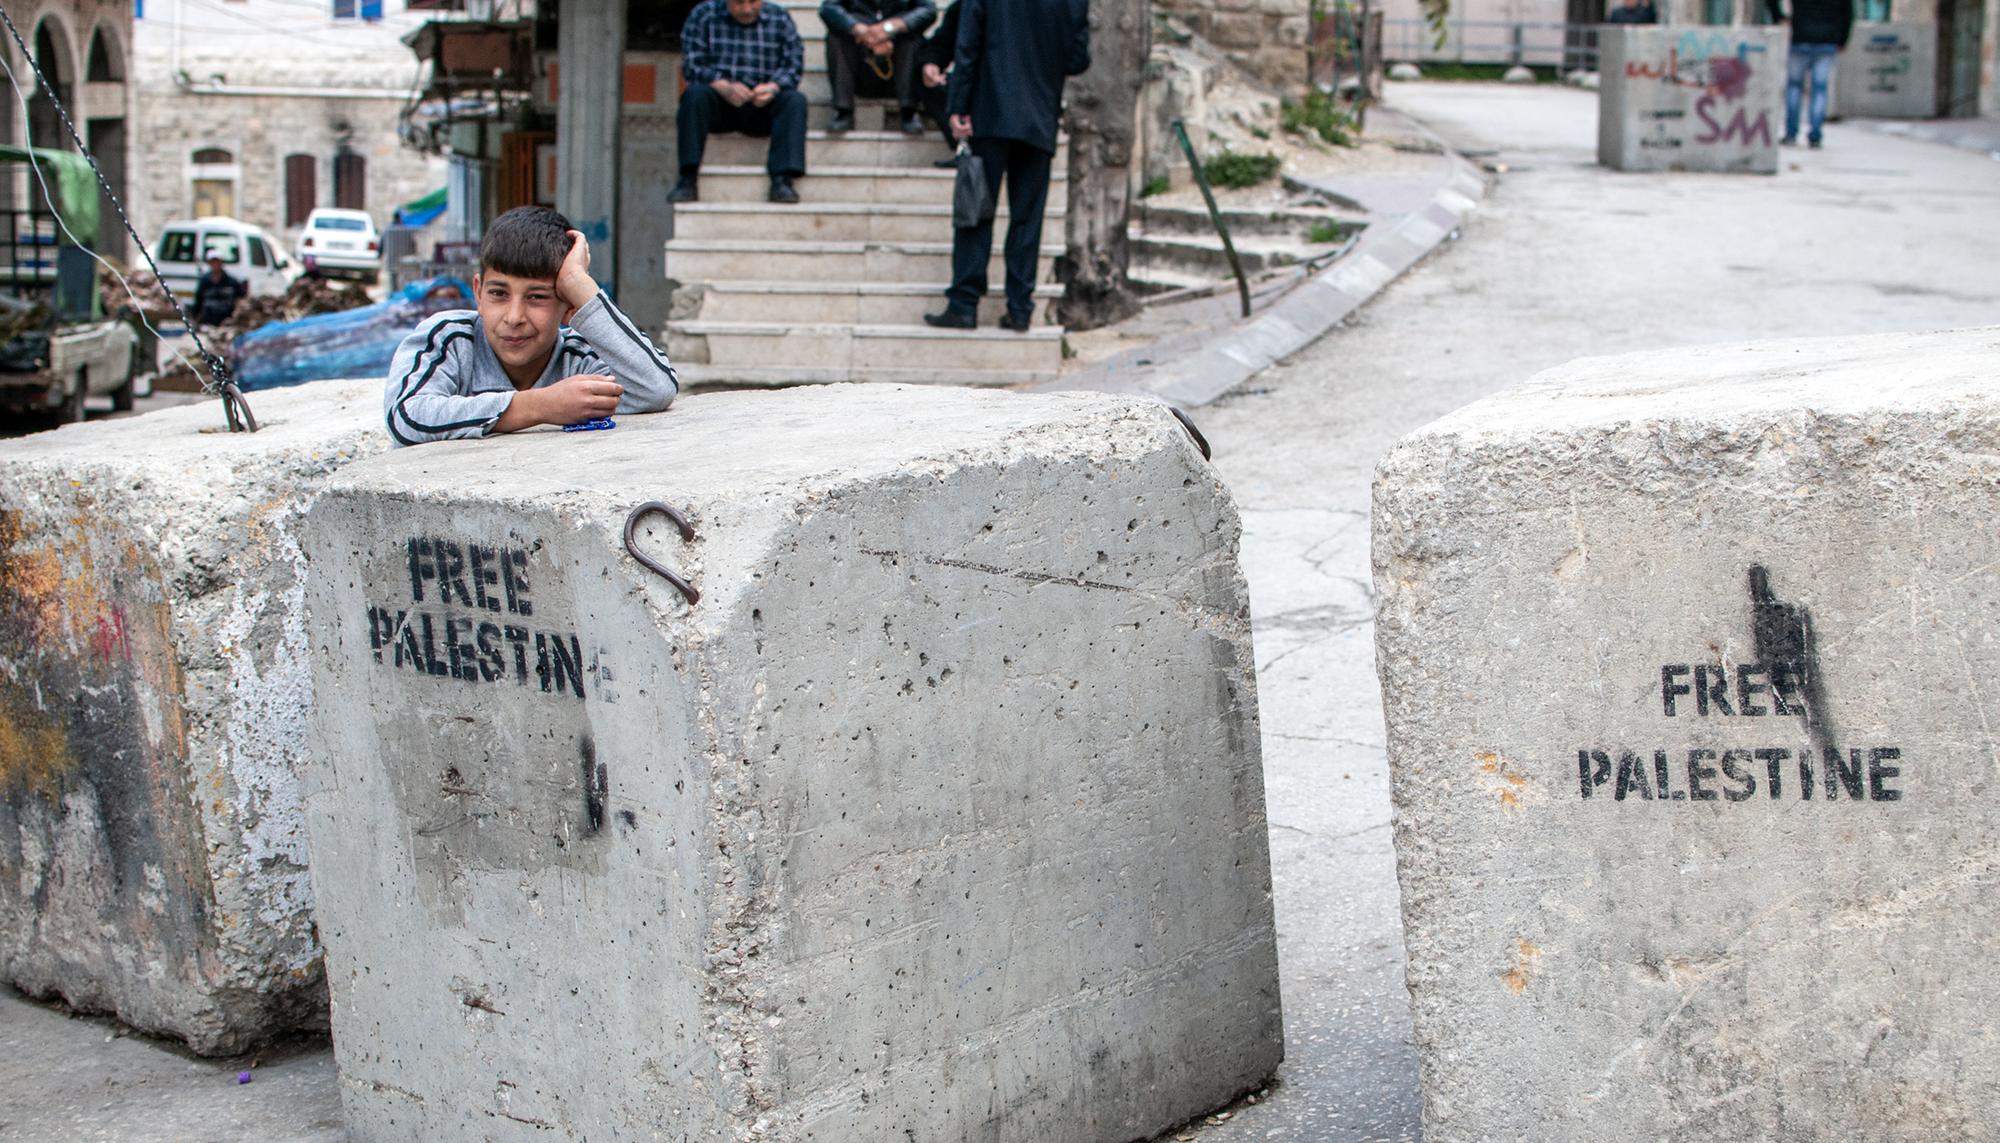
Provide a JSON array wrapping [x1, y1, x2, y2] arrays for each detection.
[[128, 0, 451, 252], [1156, 0, 1316, 88], [0, 0, 135, 257]]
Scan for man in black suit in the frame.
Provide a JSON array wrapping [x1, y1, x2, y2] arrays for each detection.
[[923, 0, 1089, 332], [915, 2, 961, 159], [820, 0, 937, 134]]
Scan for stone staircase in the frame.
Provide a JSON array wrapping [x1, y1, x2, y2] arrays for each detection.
[[665, 4, 1068, 387]]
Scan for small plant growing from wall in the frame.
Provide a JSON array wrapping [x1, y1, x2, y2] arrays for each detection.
[[1203, 151, 1282, 188], [1140, 174, 1171, 198], [1282, 90, 1357, 147]]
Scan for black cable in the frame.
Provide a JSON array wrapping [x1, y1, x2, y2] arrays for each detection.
[[0, 1, 257, 431]]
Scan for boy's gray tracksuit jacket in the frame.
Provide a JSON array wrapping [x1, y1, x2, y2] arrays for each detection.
[[384, 293, 679, 447]]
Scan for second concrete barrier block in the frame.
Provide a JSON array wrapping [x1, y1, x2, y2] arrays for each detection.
[[1374, 327, 2000, 1141], [302, 385, 1283, 1141]]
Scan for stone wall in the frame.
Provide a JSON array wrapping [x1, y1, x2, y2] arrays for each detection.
[[1157, 0, 1314, 90]]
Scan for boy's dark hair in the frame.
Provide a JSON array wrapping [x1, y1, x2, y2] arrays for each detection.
[[479, 206, 574, 280]]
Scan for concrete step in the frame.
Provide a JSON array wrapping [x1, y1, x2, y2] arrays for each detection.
[[671, 201, 1065, 244], [665, 238, 1061, 284], [1134, 202, 1367, 242], [1129, 229, 1328, 280], [695, 164, 1068, 206], [673, 362, 1056, 387], [693, 126, 1070, 171], [687, 279, 1061, 325], [669, 320, 1064, 375]]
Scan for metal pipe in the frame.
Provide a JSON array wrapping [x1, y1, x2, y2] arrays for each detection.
[[1170, 119, 1252, 320]]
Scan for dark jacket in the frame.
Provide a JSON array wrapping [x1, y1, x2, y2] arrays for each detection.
[[1765, 0, 1853, 46], [820, 0, 937, 36], [945, 0, 1090, 154], [919, 1, 960, 70], [192, 269, 247, 326]]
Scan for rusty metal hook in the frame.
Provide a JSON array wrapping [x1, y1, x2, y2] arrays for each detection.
[[1169, 406, 1212, 461], [623, 501, 700, 606]]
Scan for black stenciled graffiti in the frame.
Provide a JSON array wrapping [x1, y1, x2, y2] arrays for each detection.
[[1578, 746, 1902, 802], [362, 536, 589, 699], [581, 736, 608, 834], [1578, 565, 1906, 805]]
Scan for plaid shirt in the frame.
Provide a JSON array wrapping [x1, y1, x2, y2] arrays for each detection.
[[681, 0, 805, 89]]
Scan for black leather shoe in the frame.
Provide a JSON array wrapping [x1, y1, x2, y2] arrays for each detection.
[[768, 177, 800, 204], [998, 312, 1032, 333], [667, 178, 699, 203], [900, 110, 926, 135], [922, 309, 976, 329], [828, 110, 855, 134]]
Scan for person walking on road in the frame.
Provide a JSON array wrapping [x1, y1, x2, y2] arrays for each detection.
[[1766, 0, 1853, 148], [671, 0, 810, 204], [923, 0, 1089, 333], [192, 254, 247, 329]]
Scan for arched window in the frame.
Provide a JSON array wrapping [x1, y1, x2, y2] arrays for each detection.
[[285, 154, 318, 227], [29, 18, 74, 151], [193, 147, 234, 164], [334, 150, 367, 211], [87, 27, 123, 82]]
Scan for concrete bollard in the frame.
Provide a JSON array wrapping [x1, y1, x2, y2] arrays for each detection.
[[0, 380, 388, 1053], [1373, 327, 2000, 1141], [1598, 26, 1787, 173], [300, 384, 1283, 1142], [1834, 24, 1939, 119]]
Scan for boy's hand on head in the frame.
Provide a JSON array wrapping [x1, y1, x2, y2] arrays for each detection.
[[557, 229, 599, 310]]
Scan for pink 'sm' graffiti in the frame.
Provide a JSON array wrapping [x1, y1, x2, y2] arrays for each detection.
[[1695, 95, 1773, 145]]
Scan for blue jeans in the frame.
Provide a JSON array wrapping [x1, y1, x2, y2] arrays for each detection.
[[1785, 42, 1839, 143]]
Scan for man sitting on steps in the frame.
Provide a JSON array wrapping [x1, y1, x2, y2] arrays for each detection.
[[820, 0, 937, 135], [671, 0, 809, 205]]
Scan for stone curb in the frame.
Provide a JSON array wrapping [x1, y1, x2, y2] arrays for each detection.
[[1049, 148, 1489, 408]]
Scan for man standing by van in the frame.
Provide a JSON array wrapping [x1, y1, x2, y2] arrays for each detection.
[[192, 254, 247, 329]]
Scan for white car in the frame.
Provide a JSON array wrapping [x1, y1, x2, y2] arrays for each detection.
[[153, 217, 297, 302], [294, 208, 383, 282]]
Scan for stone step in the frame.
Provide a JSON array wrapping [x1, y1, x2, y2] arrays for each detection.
[[1129, 229, 1326, 280], [693, 126, 1070, 170], [673, 362, 1056, 387], [665, 238, 1061, 284], [687, 279, 1061, 325], [669, 320, 1064, 375], [695, 164, 1068, 205], [672, 201, 1065, 244], [1134, 202, 1367, 241]]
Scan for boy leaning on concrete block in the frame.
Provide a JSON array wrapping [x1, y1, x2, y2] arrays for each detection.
[[384, 206, 679, 446]]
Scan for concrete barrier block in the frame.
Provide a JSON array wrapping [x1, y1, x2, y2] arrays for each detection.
[[301, 384, 1282, 1142], [1373, 327, 2000, 1141], [0, 380, 388, 1054], [1835, 24, 1939, 119], [1598, 26, 1787, 173]]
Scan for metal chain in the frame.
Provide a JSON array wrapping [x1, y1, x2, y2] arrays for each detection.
[[0, 1, 258, 431]]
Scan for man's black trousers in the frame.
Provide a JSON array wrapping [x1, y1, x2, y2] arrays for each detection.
[[676, 86, 809, 177], [826, 33, 920, 112], [945, 137, 1053, 322]]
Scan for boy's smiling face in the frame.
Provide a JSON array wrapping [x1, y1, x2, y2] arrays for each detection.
[[475, 269, 568, 386]]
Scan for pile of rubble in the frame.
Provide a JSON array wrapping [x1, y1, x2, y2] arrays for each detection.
[[130, 271, 377, 391]]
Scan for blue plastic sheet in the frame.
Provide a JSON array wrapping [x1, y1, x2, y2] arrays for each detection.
[[228, 277, 473, 392]]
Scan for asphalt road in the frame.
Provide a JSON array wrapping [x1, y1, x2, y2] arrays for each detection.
[[3, 82, 1997, 1142]]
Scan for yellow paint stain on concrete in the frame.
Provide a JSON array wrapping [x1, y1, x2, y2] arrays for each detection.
[[1501, 938, 1541, 994], [0, 697, 75, 803], [1475, 750, 1531, 812]]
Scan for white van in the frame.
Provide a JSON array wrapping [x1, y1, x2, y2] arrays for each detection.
[[152, 217, 297, 302]]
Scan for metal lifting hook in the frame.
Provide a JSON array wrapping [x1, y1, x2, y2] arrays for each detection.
[[622, 501, 700, 606], [1169, 406, 1212, 461]]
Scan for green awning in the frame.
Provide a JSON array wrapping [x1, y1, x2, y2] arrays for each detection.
[[0, 145, 99, 248]]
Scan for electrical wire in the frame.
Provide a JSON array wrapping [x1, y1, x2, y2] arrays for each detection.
[[0, 0, 257, 430]]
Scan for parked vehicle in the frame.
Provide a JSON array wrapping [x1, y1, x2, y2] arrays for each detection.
[[152, 217, 297, 302], [294, 208, 383, 283], [0, 146, 143, 424]]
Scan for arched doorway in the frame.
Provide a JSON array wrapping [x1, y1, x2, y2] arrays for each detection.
[[87, 24, 130, 259], [28, 16, 75, 152]]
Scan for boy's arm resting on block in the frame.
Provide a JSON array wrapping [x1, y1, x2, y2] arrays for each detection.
[[384, 313, 512, 447], [561, 292, 680, 415]]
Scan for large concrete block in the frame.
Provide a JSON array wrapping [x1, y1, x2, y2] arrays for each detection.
[[1835, 23, 1940, 119], [0, 380, 388, 1053], [1598, 26, 1787, 173], [301, 385, 1283, 1141], [1373, 327, 2000, 1141]]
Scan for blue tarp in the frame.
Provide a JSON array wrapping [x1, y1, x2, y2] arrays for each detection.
[[229, 277, 473, 392]]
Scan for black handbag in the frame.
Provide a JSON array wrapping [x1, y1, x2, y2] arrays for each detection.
[[951, 142, 996, 230]]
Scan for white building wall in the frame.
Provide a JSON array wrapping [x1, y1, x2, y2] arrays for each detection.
[[129, 0, 449, 248]]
